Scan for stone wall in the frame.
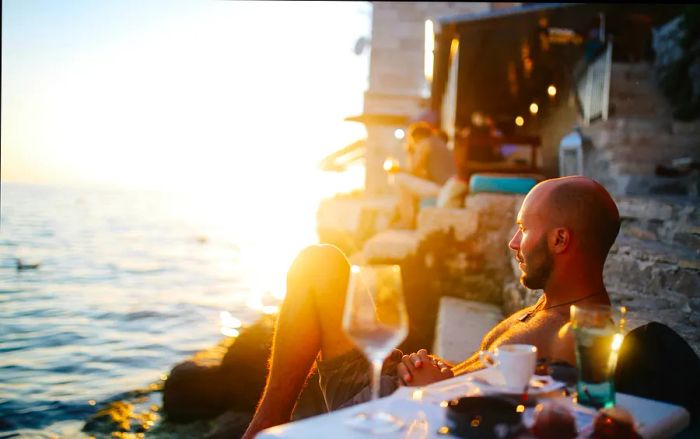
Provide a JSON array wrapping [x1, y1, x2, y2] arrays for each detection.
[[582, 62, 700, 197]]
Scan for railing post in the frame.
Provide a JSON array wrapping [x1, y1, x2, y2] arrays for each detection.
[[602, 42, 613, 121], [584, 66, 593, 126]]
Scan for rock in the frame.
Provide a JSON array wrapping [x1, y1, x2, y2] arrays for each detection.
[[220, 315, 275, 412], [204, 411, 253, 439], [317, 195, 398, 255], [83, 400, 158, 435], [163, 315, 275, 422], [162, 358, 232, 422], [362, 229, 420, 263], [417, 207, 479, 241]]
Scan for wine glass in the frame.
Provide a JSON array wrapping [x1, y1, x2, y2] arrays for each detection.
[[342, 264, 409, 433]]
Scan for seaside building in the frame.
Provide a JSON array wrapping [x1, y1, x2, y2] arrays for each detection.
[[320, 1, 700, 356]]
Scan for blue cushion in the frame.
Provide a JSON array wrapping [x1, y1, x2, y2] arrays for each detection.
[[469, 174, 538, 194]]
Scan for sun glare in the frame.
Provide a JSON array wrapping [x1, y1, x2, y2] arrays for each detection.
[[2, 1, 371, 306]]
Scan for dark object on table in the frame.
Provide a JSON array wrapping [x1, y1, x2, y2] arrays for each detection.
[[442, 396, 524, 438], [535, 358, 577, 387], [614, 322, 700, 421], [590, 407, 642, 439], [530, 401, 577, 439], [547, 362, 577, 387]]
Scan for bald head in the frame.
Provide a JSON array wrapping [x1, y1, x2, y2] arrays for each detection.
[[527, 176, 620, 261]]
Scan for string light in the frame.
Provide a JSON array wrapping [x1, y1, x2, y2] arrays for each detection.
[[515, 116, 524, 127], [529, 103, 539, 115], [547, 85, 557, 97]]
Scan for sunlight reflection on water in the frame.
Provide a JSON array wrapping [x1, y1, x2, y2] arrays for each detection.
[[0, 167, 363, 432]]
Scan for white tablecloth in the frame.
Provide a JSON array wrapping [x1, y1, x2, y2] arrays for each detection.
[[257, 368, 690, 438]]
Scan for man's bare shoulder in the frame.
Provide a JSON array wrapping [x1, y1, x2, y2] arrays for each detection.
[[479, 300, 543, 350], [486, 307, 572, 361]]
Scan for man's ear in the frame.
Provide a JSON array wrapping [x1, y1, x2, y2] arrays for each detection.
[[549, 227, 571, 254]]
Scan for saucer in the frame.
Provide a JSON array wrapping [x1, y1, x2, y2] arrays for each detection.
[[467, 369, 565, 396]]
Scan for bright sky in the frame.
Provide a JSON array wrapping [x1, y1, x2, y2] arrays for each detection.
[[2, 0, 373, 308], [2, 0, 371, 194]]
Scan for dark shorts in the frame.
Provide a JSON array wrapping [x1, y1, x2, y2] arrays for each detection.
[[316, 349, 401, 411]]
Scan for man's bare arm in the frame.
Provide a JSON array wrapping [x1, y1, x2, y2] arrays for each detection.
[[451, 351, 483, 375]]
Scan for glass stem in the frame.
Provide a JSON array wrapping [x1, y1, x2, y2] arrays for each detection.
[[371, 360, 383, 402]]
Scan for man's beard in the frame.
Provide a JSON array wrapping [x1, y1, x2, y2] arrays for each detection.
[[520, 234, 554, 290]]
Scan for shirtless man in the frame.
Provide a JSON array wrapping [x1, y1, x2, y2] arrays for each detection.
[[242, 176, 620, 438]]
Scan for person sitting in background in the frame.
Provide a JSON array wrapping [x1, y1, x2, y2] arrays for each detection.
[[442, 113, 505, 208], [389, 121, 455, 229], [241, 176, 621, 438]]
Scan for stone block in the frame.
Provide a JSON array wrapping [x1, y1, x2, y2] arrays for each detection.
[[392, 21, 423, 40], [363, 229, 420, 263], [611, 162, 657, 176], [399, 38, 424, 52], [614, 117, 672, 135], [466, 193, 519, 219], [433, 297, 503, 364], [317, 196, 397, 235], [679, 258, 700, 271], [672, 120, 700, 135], [417, 207, 479, 241], [373, 6, 399, 20], [396, 4, 427, 22], [373, 37, 401, 51], [616, 197, 674, 221], [623, 225, 658, 241]]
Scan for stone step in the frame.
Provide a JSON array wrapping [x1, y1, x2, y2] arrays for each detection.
[[610, 144, 700, 164], [362, 229, 420, 263], [608, 87, 659, 101], [614, 117, 674, 135], [611, 62, 653, 81], [608, 97, 671, 118], [609, 74, 663, 94], [616, 196, 676, 222], [610, 162, 657, 176], [621, 221, 700, 249], [588, 130, 700, 152], [592, 117, 673, 135], [607, 234, 700, 281], [672, 120, 700, 136], [622, 174, 700, 197]]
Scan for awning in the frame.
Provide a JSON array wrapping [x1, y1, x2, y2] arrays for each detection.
[[318, 139, 365, 172]]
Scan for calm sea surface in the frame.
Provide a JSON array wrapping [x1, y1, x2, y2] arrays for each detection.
[[0, 180, 348, 436]]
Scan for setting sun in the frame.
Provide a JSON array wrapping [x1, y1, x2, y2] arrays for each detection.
[[2, 1, 371, 304]]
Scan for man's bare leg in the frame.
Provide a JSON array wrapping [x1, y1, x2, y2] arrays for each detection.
[[242, 245, 355, 438]]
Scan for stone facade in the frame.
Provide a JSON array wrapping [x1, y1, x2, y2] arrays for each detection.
[[364, 2, 492, 195]]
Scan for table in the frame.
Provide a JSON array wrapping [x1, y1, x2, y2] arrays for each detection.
[[257, 368, 690, 439]]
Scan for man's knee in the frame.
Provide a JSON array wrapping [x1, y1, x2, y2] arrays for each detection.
[[288, 245, 350, 288]]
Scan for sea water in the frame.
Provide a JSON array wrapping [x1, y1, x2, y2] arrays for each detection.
[[0, 182, 304, 436]]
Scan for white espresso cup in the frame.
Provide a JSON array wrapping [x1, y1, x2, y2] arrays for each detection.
[[479, 344, 538, 391]]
